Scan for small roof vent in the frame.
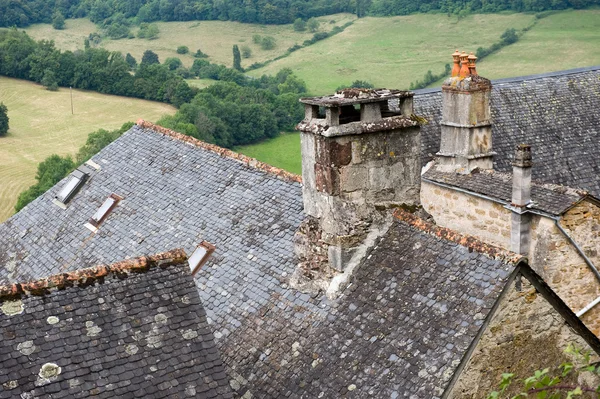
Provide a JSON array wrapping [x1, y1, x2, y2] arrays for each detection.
[[188, 241, 215, 276], [84, 194, 122, 232], [53, 169, 89, 209]]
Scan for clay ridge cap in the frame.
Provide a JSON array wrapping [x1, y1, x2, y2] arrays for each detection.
[[136, 120, 302, 184], [393, 209, 524, 265], [0, 249, 187, 299]]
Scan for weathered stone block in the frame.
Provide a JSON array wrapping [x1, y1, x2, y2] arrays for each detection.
[[339, 166, 368, 193], [314, 163, 340, 195]]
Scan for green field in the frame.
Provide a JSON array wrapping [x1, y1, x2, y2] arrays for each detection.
[[234, 133, 301, 175], [24, 15, 356, 69], [0, 77, 175, 222]]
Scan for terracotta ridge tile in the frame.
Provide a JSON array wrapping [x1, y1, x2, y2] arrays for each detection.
[[0, 249, 187, 299], [136, 119, 302, 184], [393, 209, 524, 265]]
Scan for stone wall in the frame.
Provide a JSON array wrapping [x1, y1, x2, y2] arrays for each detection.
[[422, 184, 600, 335], [301, 127, 421, 239], [421, 181, 511, 249], [559, 200, 600, 333], [448, 277, 598, 398]]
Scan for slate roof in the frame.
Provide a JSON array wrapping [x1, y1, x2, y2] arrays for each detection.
[[423, 168, 588, 216], [414, 66, 600, 197], [0, 123, 310, 343], [217, 211, 519, 398], [0, 250, 232, 399]]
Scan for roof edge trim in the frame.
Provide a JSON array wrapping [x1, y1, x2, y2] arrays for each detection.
[[0, 249, 187, 299], [393, 208, 523, 264], [136, 120, 302, 184]]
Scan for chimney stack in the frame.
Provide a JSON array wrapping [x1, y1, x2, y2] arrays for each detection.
[[294, 89, 423, 282], [436, 50, 494, 173], [510, 144, 533, 255]]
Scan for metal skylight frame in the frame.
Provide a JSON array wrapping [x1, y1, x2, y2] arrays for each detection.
[[52, 169, 88, 209], [188, 241, 216, 276], [84, 193, 122, 232]]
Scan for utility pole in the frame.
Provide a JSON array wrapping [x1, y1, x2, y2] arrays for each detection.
[[70, 87, 74, 115]]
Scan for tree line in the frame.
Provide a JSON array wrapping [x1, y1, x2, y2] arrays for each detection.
[[1, 0, 598, 28], [0, 29, 195, 106]]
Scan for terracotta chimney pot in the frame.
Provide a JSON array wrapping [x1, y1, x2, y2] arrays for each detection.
[[459, 52, 470, 78], [468, 52, 478, 76], [451, 49, 461, 77]]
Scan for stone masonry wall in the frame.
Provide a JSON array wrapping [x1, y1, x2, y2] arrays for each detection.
[[558, 200, 600, 333], [421, 181, 511, 249], [422, 184, 600, 335], [448, 277, 598, 399], [301, 127, 421, 239]]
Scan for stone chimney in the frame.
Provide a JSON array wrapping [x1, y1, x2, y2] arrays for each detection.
[[294, 88, 423, 289], [436, 51, 494, 173], [510, 144, 533, 255]]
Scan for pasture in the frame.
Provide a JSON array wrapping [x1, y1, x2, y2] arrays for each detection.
[[0, 77, 175, 222]]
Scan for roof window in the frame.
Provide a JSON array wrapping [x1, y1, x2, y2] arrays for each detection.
[[53, 169, 88, 208], [84, 194, 122, 232], [188, 241, 215, 276]]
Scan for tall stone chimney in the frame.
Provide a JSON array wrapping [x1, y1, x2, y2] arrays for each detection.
[[294, 89, 423, 287], [436, 51, 495, 173], [510, 144, 533, 255]]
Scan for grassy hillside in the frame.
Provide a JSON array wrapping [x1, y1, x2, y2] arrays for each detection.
[[248, 13, 535, 93], [0, 77, 175, 222], [234, 133, 301, 175], [24, 14, 356, 69], [470, 10, 600, 79]]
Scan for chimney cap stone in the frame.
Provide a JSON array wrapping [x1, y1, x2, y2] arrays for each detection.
[[300, 88, 413, 108], [513, 143, 533, 167]]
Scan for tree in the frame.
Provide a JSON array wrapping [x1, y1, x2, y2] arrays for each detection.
[[307, 17, 320, 32], [0, 103, 9, 136], [164, 57, 182, 70], [241, 45, 252, 59], [176, 45, 189, 54], [15, 154, 75, 212], [52, 12, 65, 30], [137, 23, 159, 39], [232, 45, 242, 71], [41, 69, 59, 91], [141, 50, 160, 65], [125, 53, 137, 70], [194, 49, 208, 58], [293, 18, 306, 31]]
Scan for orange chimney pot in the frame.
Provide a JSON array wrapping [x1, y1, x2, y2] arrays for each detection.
[[459, 52, 470, 78], [451, 49, 461, 77]]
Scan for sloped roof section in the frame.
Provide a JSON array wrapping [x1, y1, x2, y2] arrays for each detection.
[[415, 66, 600, 197], [0, 250, 232, 398], [219, 213, 517, 398], [423, 168, 588, 215]]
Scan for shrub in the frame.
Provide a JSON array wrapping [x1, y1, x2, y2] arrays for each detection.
[[176, 45, 189, 54], [241, 45, 251, 58], [260, 36, 276, 50], [307, 17, 320, 32], [293, 18, 306, 32]]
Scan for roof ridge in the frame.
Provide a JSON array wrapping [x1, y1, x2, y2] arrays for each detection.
[[0, 249, 187, 299], [413, 65, 600, 95], [136, 120, 302, 184], [394, 209, 524, 265]]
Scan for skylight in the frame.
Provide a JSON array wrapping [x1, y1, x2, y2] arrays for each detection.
[[188, 241, 215, 276], [84, 194, 122, 232], [53, 169, 88, 208]]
